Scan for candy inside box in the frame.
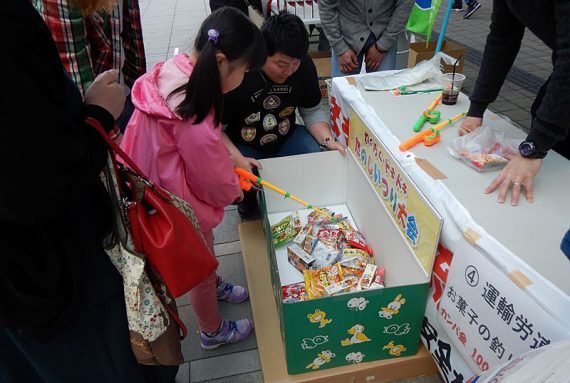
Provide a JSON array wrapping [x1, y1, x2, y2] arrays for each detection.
[[258, 149, 440, 375]]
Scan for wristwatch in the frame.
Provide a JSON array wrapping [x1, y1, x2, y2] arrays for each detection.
[[518, 140, 547, 159], [319, 137, 336, 151]]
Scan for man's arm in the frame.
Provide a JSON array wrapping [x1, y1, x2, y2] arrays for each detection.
[[376, 0, 414, 52], [467, 0, 525, 118], [526, 0, 570, 152], [318, 0, 349, 55]]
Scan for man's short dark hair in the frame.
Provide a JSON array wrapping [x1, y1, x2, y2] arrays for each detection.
[[261, 11, 308, 59]]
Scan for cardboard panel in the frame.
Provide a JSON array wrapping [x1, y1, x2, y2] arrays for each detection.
[[239, 220, 438, 382]]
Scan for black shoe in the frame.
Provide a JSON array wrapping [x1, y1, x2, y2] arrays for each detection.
[[238, 190, 259, 219], [463, 2, 481, 19]]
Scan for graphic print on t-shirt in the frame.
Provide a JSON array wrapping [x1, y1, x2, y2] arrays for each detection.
[[244, 112, 260, 125], [263, 114, 278, 131], [241, 127, 257, 142], [260, 134, 278, 146], [278, 119, 290, 135], [263, 95, 281, 110], [279, 106, 295, 118]]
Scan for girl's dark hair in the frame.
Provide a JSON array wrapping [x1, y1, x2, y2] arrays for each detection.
[[171, 7, 266, 125], [261, 11, 308, 59]]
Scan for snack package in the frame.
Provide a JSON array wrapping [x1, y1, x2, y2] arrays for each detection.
[[287, 243, 316, 272], [345, 230, 374, 255], [340, 248, 370, 269], [311, 240, 342, 269], [317, 229, 344, 249], [341, 265, 365, 281], [293, 224, 312, 247], [358, 264, 378, 290], [303, 262, 344, 299], [271, 212, 301, 247], [370, 267, 385, 289], [307, 208, 336, 226], [324, 276, 359, 296], [447, 126, 520, 171], [282, 282, 307, 303], [303, 233, 317, 254], [323, 216, 352, 231]]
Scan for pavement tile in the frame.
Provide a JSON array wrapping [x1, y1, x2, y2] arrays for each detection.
[[190, 349, 261, 382], [213, 208, 241, 244], [175, 362, 190, 383], [200, 371, 264, 383]]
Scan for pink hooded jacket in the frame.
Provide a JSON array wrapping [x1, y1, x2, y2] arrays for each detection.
[[120, 53, 241, 233]]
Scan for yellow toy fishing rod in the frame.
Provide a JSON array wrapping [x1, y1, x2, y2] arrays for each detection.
[[235, 167, 336, 221]]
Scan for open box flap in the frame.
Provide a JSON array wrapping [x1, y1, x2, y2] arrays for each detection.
[[348, 107, 443, 278]]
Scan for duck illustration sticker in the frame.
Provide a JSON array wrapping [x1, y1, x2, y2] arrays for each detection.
[[383, 341, 407, 356], [307, 309, 332, 328], [383, 323, 411, 336], [306, 350, 335, 370], [345, 351, 365, 364], [379, 294, 406, 319], [347, 297, 369, 311], [300, 335, 329, 350], [340, 324, 371, 346]]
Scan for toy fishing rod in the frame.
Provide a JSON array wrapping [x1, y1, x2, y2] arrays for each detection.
[[399, 112, 466, 151], [235, 167, 336, 221], [412, 93, 442, 132]]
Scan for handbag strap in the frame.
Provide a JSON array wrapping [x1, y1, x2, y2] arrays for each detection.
[[85, 117, 171, 201]]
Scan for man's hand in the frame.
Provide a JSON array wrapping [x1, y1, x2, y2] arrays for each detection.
[[84, 69, 126, 119], [485, 154, 543, 206], [338, 49, 358, 73], [459, 116, 483, 136], [327, 140, 347, 155], [365, 44, 385, 72]]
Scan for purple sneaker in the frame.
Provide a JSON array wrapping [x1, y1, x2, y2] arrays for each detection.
[[200, 319, 254, 350], [216, 276, 249, 303]]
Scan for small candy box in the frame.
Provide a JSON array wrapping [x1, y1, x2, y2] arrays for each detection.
[[324, 276, 359, 296], [303, 233, 317, 254], [287, 243, 316, 272], [358, 263, 378, 290], [340, 248, 370, 269], [282, 281, 307, 303], [370, 267, 386, 289], [303, 262, 344, 299], [293, 224, 312, 247], [271, 211, 302, 248]]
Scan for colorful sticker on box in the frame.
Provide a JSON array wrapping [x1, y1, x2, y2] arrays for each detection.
[[347, 297, 369, 311], [383, 323, 411, 336], [379, 294, 406, 319], [345, 352, 365, 364], [341, 324, 371, 346], [306, 350, 335, 369], [300, 335, 329, 350], [307, 309, 332, 328], [383, 341, 407, 356]]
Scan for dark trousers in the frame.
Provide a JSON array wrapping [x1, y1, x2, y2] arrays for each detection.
[[0, 291, 178, 383], [531, 77, 570, 160]]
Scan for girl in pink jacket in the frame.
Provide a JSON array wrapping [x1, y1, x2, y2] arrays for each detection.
[[121, 7, 266, 350]]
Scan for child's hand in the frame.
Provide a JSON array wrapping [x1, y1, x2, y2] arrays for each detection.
[[234, 155, 263, 173]]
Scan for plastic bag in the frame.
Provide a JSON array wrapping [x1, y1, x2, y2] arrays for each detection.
[[447, 126, 520, 171]]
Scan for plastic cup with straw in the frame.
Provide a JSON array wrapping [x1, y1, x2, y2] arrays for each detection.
[[442, 55, 465, 105]]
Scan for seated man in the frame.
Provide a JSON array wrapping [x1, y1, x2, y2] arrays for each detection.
[[223, 11, 345, 218]]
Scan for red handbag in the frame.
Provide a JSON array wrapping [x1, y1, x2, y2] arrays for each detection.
[[88, 117, 218, 298]]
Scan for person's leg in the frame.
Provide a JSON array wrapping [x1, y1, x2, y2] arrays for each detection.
[[316, 26, 330, 52], [463, 0, 481, 19], [234, 144, 263, 218], [452, 0, 463, 10], [277, 125, 321, 156], [377, 44, 398, 71]]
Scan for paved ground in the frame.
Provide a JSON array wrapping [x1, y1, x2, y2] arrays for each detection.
[[136, 1, 551, 381]]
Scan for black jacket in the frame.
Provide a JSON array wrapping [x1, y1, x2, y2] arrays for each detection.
[[0, 0, 121, 338], [467, 0, 570, 153]]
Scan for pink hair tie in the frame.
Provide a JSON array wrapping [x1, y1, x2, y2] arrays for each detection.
[[207, 29, 219, 45]]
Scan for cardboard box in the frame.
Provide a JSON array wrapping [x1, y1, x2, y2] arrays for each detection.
[[238, 220, 438, 382], [309, 51, 332, 102], [407, 40, 466, 73], [257, 110, 443, 374]]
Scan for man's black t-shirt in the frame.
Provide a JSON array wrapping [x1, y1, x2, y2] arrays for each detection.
[[223, 54, 322, 156]]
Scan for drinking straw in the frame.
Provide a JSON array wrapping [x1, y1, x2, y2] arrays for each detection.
[[450, 55, 463, 91]]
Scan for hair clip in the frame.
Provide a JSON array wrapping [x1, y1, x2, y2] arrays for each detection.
[[207, 29, 219, 45]]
